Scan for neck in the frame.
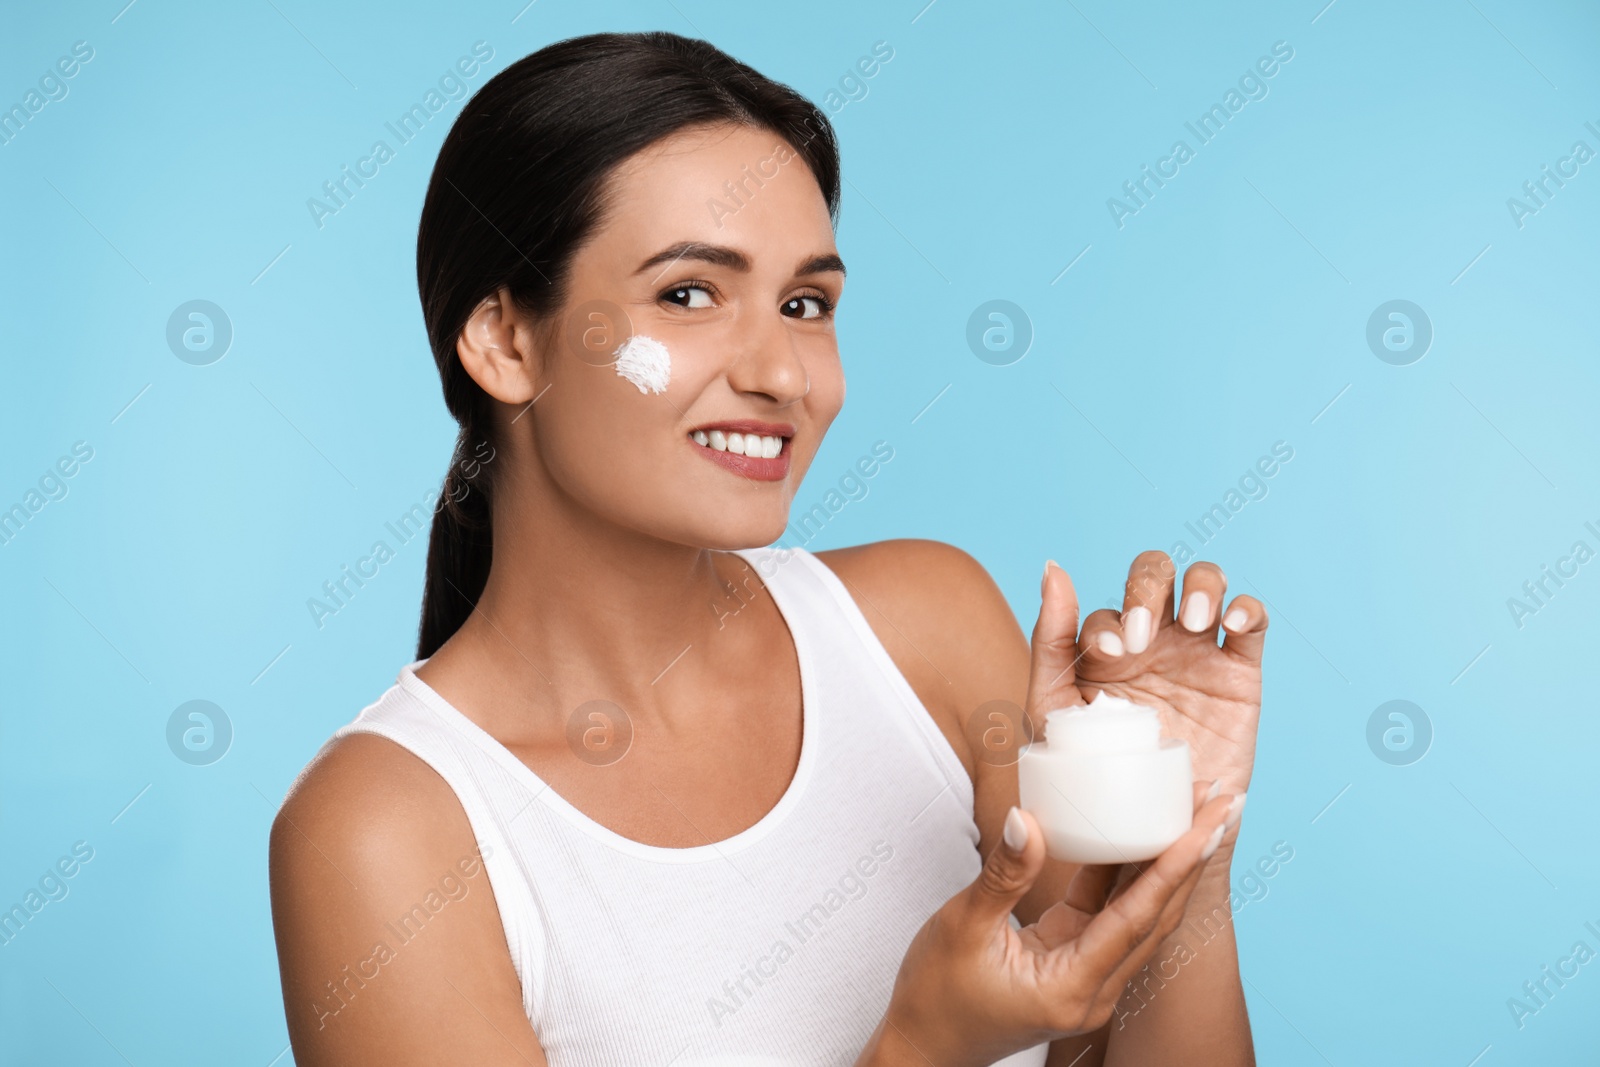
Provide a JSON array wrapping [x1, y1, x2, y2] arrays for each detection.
[[456, 463, 759, 719]]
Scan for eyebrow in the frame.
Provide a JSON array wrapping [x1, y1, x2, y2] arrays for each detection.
[[634, 241, 846, 280]]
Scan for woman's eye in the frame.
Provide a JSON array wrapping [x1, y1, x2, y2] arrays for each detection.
[[663, 285, 715, 309], [783, 295, 832, 320]]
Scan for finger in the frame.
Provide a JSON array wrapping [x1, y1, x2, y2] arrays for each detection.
[[1220, 593, 1269, 665], [1061, 861, 1122, 915], [1025, 561, 1084, 723], [1064, 793, 1234, 979], [1177, 560, 1227, 637], [1077, 607, 1126, 665], [1119, 550, 1177, 655], [1036, 862, 1122, 947], [959, 806, 1047, 944], [1037, 862, 1122, 947], [1110, 791, 1234, 911]]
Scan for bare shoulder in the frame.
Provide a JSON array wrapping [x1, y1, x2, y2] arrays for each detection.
[[815, 536, 983, 590], [271, 730, 468, 880], [812, 539, 1031, 776], [269, 731, 543, 1065]]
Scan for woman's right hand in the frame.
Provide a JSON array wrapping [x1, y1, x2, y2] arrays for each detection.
[[860, 785, 1240, 1067]]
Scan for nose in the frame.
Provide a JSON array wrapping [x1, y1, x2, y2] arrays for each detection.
[[724, 311, 809, 406]]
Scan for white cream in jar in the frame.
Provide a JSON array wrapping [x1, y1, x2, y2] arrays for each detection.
[[1017, 691, 1193, 864]]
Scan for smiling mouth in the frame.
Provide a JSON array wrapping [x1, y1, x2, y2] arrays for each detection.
[[687, 423, 794, 482], [690, 429, 786, 458]]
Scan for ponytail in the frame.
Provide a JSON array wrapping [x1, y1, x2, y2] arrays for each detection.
[[416, 429, 495, 660]]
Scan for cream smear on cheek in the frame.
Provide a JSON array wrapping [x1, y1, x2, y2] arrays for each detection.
[[612, 334, 671, 394]]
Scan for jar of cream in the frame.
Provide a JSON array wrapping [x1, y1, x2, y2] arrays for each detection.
[[1017, 691, 1193, 864]]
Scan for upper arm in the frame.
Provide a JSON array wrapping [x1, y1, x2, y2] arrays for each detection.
[[268, 732, 545, 1067]]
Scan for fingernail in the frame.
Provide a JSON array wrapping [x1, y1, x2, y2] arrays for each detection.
[[1096, 630, 1124, 657], [1200, 823, 1225, 861], [1042, 559, 1058, 597], [1222, 608, 1248, 632], [1181, 592, 1212, 632], [1226, 791, 1248, 828], [1123, 606, 1153, 654], [1205, 778, 1222, 801], [1003, 806, 1028, 852]]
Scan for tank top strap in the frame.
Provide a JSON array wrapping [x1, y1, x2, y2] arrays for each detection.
[[739, 544, 974, 815]]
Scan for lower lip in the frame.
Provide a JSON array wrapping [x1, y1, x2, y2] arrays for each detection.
[[691, 438, 791, 482]]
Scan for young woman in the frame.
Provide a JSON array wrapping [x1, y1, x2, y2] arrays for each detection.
[[269, 31, 1264, 1067]]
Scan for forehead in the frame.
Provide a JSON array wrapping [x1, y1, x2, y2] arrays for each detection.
[[593, 122, 835, 262]]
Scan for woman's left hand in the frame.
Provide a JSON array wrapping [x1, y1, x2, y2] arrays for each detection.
[[1073, 551, 1267, 800]]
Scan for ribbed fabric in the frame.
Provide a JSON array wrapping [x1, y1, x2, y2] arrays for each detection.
[[327, 545, 1049, 1066]]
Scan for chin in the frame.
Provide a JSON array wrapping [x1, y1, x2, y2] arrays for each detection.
[[667, 506, 795, 553]]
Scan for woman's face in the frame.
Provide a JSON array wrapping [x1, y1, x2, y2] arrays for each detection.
[[514, 121, 846, 551]]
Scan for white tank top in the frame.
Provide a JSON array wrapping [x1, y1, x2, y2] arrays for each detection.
[[328, 545, 1050, 1066]]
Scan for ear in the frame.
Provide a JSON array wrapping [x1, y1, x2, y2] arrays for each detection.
[[455, 286, 543, 405]]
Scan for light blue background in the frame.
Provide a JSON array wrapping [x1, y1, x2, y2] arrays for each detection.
[[3, 0, 1597, 1063]]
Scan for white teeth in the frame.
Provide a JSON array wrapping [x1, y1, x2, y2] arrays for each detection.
[[694, 430, 785, 457]]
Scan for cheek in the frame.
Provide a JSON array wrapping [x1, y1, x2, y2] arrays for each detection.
[[807, 354, 846, 422], [531, 394, 680, 529], [534, 360, 659, 475], [783, 358, 844, 478], [644, 331, 716, 391]]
